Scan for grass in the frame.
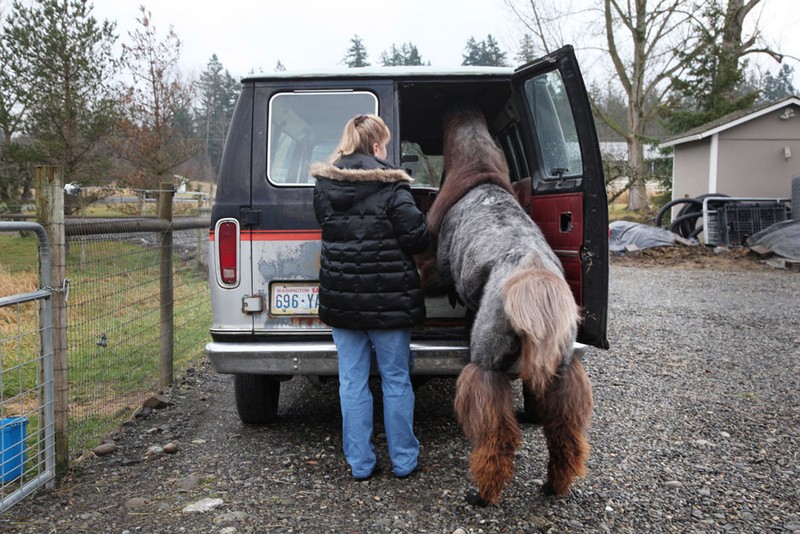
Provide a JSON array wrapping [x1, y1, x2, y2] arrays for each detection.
[[0, 234, 40, 274], [608, 190, 672, 224], [608, 204, 656, 223], [1, 230, 211, 455], [609, 200, 672, 224]]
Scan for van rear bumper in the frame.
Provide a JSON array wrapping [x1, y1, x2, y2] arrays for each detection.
[[205, 339, 471, 376], [205, 340, 587, 377]]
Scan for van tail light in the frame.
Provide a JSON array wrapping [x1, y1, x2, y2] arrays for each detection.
[[217, 220, 239, 286]]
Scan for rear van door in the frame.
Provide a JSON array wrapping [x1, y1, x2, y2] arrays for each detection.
[[249, 82, 392, 336], [511, 45, 609, 349]]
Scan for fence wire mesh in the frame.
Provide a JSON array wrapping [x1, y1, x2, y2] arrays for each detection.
[[0, 219, 210, 462], [0, 300, 54, 509], [63, 221, 210, 454], [0, 223, 55, 511]]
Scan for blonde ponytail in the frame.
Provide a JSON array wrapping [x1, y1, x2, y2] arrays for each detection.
[[329, 114, 390, 163]]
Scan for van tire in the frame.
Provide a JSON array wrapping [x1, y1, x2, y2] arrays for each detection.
[[233, 374, 280, 424]]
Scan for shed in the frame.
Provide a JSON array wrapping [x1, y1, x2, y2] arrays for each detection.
[[659, 97, 800, 201]]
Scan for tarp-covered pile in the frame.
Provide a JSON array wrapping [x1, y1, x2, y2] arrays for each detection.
[[745, 219, 800, 260], [609, 220, 697, 253]]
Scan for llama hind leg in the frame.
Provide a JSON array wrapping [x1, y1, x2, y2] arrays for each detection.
[[467, 427, 521, 506], [538, 357, 593, 496], [455, 363, 521, 506]]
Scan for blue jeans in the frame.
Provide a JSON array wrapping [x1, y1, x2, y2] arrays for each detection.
[[332, 327, 419, 478]]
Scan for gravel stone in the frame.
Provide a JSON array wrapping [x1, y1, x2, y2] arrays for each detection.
[[1, 259, 798, 533], [92, 443, 118, 457]]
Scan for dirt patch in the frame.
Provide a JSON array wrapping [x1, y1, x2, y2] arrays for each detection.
[[610, 244, 782, 271]]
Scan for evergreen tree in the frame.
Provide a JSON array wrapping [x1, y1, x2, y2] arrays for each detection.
[[343, 35, 370, 68], [1, 0, 119, 191], [402, 43, 424, 66], [380, 42, 425, 66], [381, 44, 403, 66], [197, 54, 240, 176], [516, 34, 537, 64], [759, 64, 797, 104], [662, 0, 772, 133], [462, 34, 508, 66], [462, 37, 483, 66], [484, 35, 508, 67]]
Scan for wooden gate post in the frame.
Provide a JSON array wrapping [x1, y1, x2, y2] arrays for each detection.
[[35, 165, 69, 479], [158, 182, 174, 389]]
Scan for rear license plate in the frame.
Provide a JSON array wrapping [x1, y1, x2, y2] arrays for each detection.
[[270, 283, 319, 315]]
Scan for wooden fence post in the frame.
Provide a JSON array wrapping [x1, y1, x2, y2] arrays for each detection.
[[158, 182, 174, 389], [35, 165, 69, 479], [197, 206, 211, 271]]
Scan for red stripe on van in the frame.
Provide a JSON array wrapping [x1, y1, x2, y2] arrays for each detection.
[[209, 230, 322, 241], [250, 230, 322, 241]]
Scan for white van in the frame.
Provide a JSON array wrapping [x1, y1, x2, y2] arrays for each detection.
[[206, 45, 609, 424]]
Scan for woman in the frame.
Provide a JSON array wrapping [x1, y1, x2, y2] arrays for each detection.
[[310, 114, 429, 480]]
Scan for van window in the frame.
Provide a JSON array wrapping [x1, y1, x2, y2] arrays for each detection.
[[523, 71, 583, 181], [400, 141, 443, 188], [267, 91, 378, 185]]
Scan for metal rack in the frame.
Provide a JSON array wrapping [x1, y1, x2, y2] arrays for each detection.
[[702, 196, 791, 246]]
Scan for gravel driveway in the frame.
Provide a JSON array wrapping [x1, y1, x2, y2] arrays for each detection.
[[2, 260, 799, 533]]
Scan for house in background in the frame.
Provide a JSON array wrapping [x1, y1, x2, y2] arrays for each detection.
[[659, 96, 800, 202]]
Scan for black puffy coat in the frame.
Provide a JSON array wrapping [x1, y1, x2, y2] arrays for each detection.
[[311, 153, 430, 330]]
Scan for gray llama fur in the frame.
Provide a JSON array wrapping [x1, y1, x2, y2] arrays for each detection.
[[436, 183, 569, 372]]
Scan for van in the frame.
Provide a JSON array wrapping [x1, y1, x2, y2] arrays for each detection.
[[206, 45, 609, 424]]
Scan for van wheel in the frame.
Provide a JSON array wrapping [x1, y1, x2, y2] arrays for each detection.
[[233, 374, 280, 424]]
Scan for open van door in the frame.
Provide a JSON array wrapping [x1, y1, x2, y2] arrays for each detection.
[[511, 45, 609, 349]]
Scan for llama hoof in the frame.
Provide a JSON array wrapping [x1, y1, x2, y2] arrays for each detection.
[[465, 492, 489, 507], [541, 481, 567, 497]]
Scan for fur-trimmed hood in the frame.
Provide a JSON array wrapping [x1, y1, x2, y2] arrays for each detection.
[[309, 152, 413, 184], [312, 151, 429, 330]]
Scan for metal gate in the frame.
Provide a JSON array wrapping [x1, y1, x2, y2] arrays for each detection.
[[0, 222, 56, 512]]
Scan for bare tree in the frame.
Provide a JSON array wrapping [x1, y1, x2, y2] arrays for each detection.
[[114, 6, 199, 193], [507, 0, 697, 210], [603, 0, 700, 210], [507, 0, 784, 211]]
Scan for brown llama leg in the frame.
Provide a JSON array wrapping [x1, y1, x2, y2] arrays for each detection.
[[538, 357, 593, 496], [455, 363, 522, 506]]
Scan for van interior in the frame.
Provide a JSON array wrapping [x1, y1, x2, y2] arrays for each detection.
[[396, 78, 526, 215]]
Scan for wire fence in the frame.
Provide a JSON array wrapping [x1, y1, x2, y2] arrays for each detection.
[[0, 218, 210, 458], [63, 221, 210, 453], [0, 223, 56, 512]]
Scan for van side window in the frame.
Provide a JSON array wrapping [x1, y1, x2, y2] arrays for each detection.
[[523, 71, 583, 181], [267, 92, 378, 185]]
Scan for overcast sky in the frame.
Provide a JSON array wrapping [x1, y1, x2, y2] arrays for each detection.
[[89, 0, 799, 84], [90, 0, 522, 77]]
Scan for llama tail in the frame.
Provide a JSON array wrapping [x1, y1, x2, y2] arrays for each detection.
[[503, 268, 580, 396], [454, 363, 521, 506]]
